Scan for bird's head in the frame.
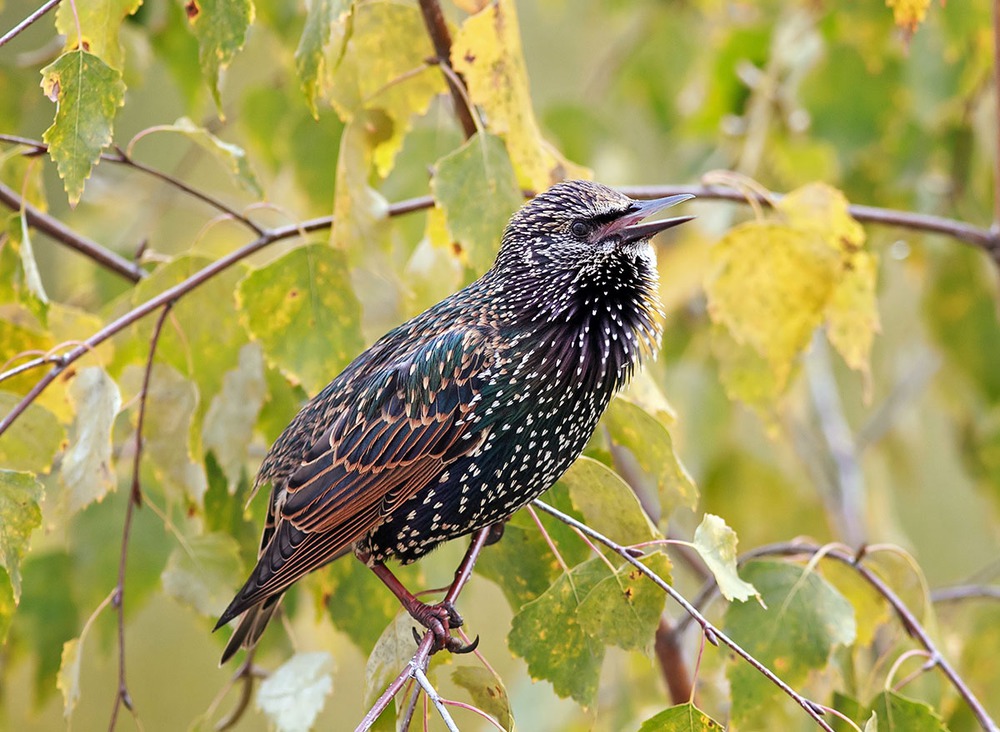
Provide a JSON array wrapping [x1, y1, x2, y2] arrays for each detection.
[[495, 179, 694, 274]]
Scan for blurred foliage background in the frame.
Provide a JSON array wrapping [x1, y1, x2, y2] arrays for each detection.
[[1, 0, 999, 730]]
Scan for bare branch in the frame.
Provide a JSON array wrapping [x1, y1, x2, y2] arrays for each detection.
[[418, 0, 479, 139], [0, 179, 147, 283], [532, 499, 836, 732], [737, 543, 999, 732], [654, 615, 694, 705], [619, 183, 1000, 259], [931, 584, 1000, 604], [0, 195, 436, 439], [109, 301, 174, 730], [0, 0, 61, 48]]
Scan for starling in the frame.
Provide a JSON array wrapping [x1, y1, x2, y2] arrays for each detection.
[[215, 180, 693, 662]]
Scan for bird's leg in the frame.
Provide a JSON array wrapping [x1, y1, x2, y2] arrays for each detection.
[[366, 560, 476, 654]]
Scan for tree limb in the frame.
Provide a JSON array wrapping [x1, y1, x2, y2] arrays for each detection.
[[418, 0, 478, 139], [0, 0, 61, 48]]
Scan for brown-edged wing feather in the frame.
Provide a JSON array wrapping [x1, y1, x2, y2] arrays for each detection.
[[216, 327, 496, 630]]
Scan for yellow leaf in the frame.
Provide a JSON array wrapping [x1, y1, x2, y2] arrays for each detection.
[[777, 182, 864, 257], [451, 0, 590, 189], [707, 222, 839, 372], [885, 0, 931, 32], [326, 1, 444, 177], [827, 250, 881, 400]]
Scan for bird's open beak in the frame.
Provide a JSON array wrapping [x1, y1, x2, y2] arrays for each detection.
[[612, 193, 695, 245]]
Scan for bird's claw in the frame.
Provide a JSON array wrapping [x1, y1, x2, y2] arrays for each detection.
[[408, 600, 471, 653]]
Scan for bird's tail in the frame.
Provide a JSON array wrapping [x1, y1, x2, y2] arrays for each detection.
[[217, 594, 282, 665]]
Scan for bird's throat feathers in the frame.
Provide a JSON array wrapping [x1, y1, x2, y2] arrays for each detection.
[[493, 240, 663, 396]]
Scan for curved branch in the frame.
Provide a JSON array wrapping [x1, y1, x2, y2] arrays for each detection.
[[109, 301, 173, 731], [618, 184, 1000, 257], [0, 179, 147, 283], [697, 542, 999, 732], [418, 0, 478, 139], [932, 584, 1000, 603], [531, 500, 836, 732], [0, 0, 61, 48], [0, 195, 436, 439]]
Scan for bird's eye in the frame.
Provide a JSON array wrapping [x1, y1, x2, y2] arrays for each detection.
[[570, 221, 590, 238]]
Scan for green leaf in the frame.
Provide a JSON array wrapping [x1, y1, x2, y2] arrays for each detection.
[[562, 456, 660, 546], [603, 398, 699, 520], [295, 0, 354, 117], [0, 470, 43, 602], [508, 557, 609, 707], [326, 0, 443, 177], [123, 363, 208, 505], [330, 110, 391, 252], [431, 132, 523, 274], [451, 665, 515, 732], [161, 532, 243, 617], [124, 256, 250, 422], [2, 213, 49, 323], [256, 652, 335, 732], [40, 51, 125, 205], [725, 561, 856, 727], [691, 514, 760, 604], [60, 367, 122, 514], [576, 552, 671, 652], [865, 711, 879, 732], [12, 552, 79, 703], [637, 703, 724, 731], [870, 691, 949, 732], [57, 636, 82, 719], [324, 557, 423, 656], [451, 0, 590, 189], [364, 612, 424, 707], [476, 509, 569, 610], [202, 343, 267, 490], [0, 393, 64, 474], [237, 243, 364, 394], [0, 568, 13, 646], [184, 0, 254, 109], [55, 0, 142, 70], [154, 117, 262, 195]]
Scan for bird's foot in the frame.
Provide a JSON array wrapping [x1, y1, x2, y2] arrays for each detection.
[[407, 600, 478, 653]]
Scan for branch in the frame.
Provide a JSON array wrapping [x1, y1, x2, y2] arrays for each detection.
[[356, 526, 491, 731], [418, 0, 479, 139], [931, 584, 1000, 604], [735, 543, 999, 732], [0, 0, 61, 48], [531, 500, 836, 732], [0, 179, 147, 283], [0, 195, 436, 439], [108, 301, 173, 731], [618, 184, 1000, 259], [654, 615, 694, 705], [1, 135, 263, 235]]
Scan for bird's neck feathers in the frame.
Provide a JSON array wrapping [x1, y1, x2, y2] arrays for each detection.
[[486, 241, 663, 395]]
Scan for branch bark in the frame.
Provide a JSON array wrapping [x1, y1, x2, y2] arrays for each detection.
[[0, 179, 147, 283], [418, 0, 478, 139]]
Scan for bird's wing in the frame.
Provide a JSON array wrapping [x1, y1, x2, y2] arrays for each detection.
[[218, 326, 496, 622]]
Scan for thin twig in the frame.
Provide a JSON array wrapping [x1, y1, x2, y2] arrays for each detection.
[[0, 179, 147, 283], [737, 543, 1000, 732], [0, 195, 436, 440], [0, 0, 61, 48], [106, 147, 264, 235], [356, 527, 491, 731], [108, 301, 174, 731], [931, 584, 1000, 604], [806, 336, 867, 547], [618, 184, 1000, 258], [532, 500, 836, 732], [412, 667, 460, 732], [417, 0, 478, 139]]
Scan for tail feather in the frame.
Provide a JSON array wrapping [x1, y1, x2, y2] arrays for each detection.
[[218, 594, 282, 665]]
